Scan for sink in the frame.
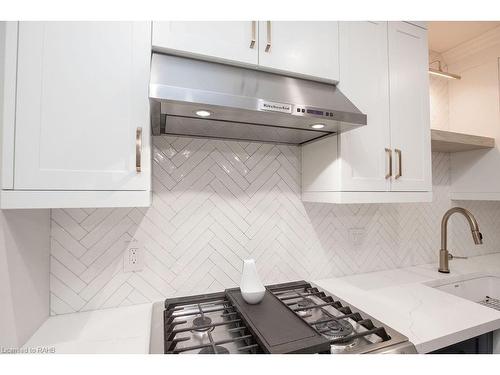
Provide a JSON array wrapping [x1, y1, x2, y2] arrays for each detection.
[[427, 275, 500, 311]]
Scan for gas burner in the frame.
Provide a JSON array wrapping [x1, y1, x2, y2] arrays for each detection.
[[192, 316, 213, 332], [199, 345, 230, 354], [296, 298, 315, 317], [297, 298, 315, 309], [315, 317, 354, 340], [330, 338, 359, 354]]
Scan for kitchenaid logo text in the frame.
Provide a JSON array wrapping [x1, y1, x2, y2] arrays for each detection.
[[259, 101, 292, 114]]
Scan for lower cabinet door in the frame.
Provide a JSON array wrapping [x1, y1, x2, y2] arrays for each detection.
[[430, 332, 493, 354], [14, 21, 151, 191]]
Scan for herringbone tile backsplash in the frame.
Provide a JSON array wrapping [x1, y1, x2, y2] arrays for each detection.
[[49, 136, 500, 314]]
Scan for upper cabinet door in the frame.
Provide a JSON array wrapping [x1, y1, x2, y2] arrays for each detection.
[[338, 22, 391, 191], [152, 22, 259, 66], [257, 21, 339, 82], [14, 22, 151, 191], [388, 22, 432, 192]]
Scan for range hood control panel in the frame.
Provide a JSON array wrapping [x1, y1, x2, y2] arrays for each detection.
[[295, 107, 336, 118]]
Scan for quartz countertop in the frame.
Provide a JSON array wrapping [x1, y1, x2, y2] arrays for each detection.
[[22, 253, 500, 354], [313, 252, 500, 353], [23, 303, 152, 354]]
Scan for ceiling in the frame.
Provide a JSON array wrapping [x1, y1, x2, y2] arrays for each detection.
[[428, 21, 500, 53]]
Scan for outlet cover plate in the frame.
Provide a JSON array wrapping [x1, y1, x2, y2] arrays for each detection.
[[348, 228, 366, 247], [123, 240, 144, 272]]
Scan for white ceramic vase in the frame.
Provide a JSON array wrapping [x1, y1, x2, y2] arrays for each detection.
[[240, 258, 265, 304]]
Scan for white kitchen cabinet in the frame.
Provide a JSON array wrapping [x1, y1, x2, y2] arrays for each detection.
[[302, 22, 432, 203], [404, 21, 427, 30], [152, 21, 339, 82], [337, 21, 391, 192], [257, 21, 339, 82], [388, 22, 432, 192], [152, 21, 259, 66], [0, 21, 17, 190], [0, 21, 152, 208]]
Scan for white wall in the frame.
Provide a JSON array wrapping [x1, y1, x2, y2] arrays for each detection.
[[443, 26, 500, 138], [0, 209, 50, 348], [429, 50, 450, 131], [438, 25, 500, 197]]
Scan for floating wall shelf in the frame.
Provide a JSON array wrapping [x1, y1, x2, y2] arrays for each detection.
[[431, 129, 495, 153]]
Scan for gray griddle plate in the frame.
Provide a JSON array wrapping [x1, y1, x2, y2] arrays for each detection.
[[226, 288, 331, 354]]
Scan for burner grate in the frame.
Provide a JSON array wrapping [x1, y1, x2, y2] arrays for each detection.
[[164, 293, 262, 354], [173, 334, 255, 354], [268, 281, 392, 347]]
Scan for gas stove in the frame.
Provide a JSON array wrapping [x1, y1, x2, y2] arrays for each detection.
[[149, 281, 416, 354]]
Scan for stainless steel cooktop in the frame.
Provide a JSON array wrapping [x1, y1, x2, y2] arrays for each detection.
[[149, 281, 416, 354]]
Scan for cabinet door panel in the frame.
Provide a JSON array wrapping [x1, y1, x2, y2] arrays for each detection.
[[257, 21, 339, 82], [388, 22, 432, 191], [14, 21, 151, 190], [338, 22, 391, 191], [152, 21, 258, 66]]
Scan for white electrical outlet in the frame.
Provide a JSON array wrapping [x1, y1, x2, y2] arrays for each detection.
[[348, 228, 366, 247], [123, 241, 144, 272]]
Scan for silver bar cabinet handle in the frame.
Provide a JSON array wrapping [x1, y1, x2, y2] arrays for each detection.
[[136, 127, 142, 173], [249, 21, 256, 49], [395, 149, 402, 179], [385, 148, 392, 179], [265, 21, 271, 52]]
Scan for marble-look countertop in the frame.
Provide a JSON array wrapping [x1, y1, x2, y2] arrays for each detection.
[[22, 253, 500, 354], [313, 252, 500, 353], [23, 303, 152, 354]]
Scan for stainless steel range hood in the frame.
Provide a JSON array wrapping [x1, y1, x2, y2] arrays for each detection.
[[150, 53, 367, 145]]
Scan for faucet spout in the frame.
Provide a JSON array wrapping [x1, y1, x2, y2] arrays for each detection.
[[439, 207, 483, 273]]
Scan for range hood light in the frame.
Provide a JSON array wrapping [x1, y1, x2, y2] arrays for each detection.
[[195, 109, 212, 117], [310, 123, 325, 129]]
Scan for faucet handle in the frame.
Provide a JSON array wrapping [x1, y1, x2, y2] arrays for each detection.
[[448, 253, 468, 260]]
